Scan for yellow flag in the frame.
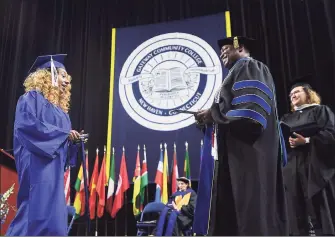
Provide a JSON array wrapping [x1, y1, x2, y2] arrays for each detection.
[[162, 143, 169, 204]]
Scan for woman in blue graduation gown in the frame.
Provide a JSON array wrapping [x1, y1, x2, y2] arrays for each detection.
[[6, 55, 82, 236], [281, 76, 335, 235]]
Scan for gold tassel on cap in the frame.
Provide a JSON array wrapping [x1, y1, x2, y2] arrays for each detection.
[[233, 36, 239, 49]]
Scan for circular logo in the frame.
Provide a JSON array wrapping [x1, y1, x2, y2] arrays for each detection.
[[119, 32, 222, 131]]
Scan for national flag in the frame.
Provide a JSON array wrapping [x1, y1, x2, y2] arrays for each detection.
[[140, 145, 148, 211], [64, 167, 71, 205], [105, 145, 111, 186], [106, 147, 116, 215], [132, 145, 141, 216], [73, 164, 83, 218], [171, 143, 179, 194], [89, 149, 99, 219], [154, 144, 163, 202], [111, 147, 130, 218], [73, 151, 89, 218], [184, 142, 191, 180], [162, 143, 169, 204], [96, 147, 107, 218], [81, 152, 89, 216], [193, 125, 217, 235]]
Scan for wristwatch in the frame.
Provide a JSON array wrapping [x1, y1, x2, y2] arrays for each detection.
[[305, 137, 310, 144]]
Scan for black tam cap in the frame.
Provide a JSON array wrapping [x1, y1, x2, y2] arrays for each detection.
[[176, 177, 190, 184], [290, 74, 314, 91], [217, 36, 256, 52]]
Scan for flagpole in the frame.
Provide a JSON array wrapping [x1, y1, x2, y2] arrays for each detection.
[[95, 148, 99, 236], [95, 192, 98, 236], [104, 217, 107, 236], [95, 216, 98, 236], [81, 141, 90, 234], [114, 217, 117, 236], [143, 144, 149, 207], [124, 191, 128, 236], [104, 146, 108, 237]]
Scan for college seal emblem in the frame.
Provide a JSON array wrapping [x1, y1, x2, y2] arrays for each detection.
[[119, 32, 222, 131]]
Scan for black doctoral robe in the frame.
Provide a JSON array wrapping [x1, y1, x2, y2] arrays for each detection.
[[207, 57, 289, 235], [281, 104, 335, 235]]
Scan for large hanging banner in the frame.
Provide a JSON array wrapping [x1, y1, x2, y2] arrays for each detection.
[[107, 12, 231, 182]]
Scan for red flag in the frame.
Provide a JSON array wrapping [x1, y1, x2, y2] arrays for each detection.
[[171, 143, 179, 193], [96, 149, 107, 218], [64, 167, 71, 205], [111, 148, 129, 218], [89, 150, 99, 219]]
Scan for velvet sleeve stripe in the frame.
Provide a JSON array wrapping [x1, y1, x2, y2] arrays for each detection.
[[226, 109, 267, 129], [231, 94, 271, 115], [232, 80, 274, 100]]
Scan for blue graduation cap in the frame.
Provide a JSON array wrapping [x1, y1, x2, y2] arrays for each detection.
[[27, 54, 67, 87]]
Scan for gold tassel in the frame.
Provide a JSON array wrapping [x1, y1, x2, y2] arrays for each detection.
[[233, 36, 239, 49]]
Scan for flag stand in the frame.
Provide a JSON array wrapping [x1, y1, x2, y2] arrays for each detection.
[[124, 191, 128, 236]]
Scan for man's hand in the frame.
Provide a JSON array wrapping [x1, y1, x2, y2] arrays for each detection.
[[289, 132, 307, 148], [69, 130, 84, 141], [194, 109, 213, 124]]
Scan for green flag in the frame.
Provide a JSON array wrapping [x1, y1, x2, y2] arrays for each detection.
[[140, 145, 148, 210], [106, 148, 115, 215], [184, 142, 191, 179]]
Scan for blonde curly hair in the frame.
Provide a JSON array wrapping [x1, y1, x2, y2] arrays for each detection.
[[290, 87, 321, 112], [23, 69, 72, 113]]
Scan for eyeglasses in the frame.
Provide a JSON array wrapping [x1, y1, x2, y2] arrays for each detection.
[[289, 90, 303, 98]]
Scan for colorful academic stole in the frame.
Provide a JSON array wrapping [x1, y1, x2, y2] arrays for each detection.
[[174, 192, 191, 210]]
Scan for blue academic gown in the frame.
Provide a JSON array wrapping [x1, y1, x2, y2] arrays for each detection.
[[6, 90, 72, 236]]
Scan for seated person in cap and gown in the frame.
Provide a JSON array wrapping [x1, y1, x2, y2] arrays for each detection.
[[281, 75, 335, 236], [6, 54, 83, 236], [194, 36, 289, 236], [154, 177, 197, 236]]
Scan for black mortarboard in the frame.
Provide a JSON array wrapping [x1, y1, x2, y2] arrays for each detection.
[[27, 54, 67, 86], [217, 36, 256, 52], [176, 177, 190, 184], [289, 74, 314, 91]]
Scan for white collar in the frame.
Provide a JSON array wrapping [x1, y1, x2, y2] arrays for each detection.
[[294, 103, 319, 111]]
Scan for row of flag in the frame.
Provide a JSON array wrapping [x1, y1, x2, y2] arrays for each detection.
[[63, 140, 204, 219]]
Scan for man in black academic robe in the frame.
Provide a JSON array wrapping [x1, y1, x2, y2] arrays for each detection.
[[195, 36, 289, 235]]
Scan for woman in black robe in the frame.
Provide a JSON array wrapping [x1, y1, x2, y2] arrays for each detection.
[[281, 76, 335, 235]]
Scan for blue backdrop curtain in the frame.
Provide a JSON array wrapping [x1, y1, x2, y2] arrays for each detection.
[[1, 0, 335, 235]]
